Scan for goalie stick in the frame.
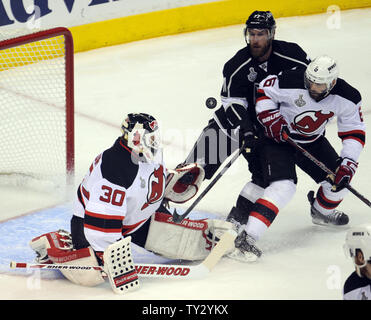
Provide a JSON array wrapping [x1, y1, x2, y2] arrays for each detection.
[[282, 131, 371, 208], [172, 139, 250, 223], [10, 229, 237, 280]]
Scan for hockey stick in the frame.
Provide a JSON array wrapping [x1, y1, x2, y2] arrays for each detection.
[[282, 131, 371, 208], [172, 139, 250, 223], [9, 261, 207, 279], [10, 229, 237, 280]]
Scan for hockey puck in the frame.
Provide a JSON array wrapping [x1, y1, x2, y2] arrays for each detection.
[[205, 97, 217, 109]]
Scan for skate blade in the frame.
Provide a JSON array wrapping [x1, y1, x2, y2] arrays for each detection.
[[227, 248, 259, 263], [312, 218, 349, 228]]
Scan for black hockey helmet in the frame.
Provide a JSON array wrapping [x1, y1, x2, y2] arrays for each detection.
[[245, 11, 276, 30], [121, 113, 158, 134], [121, 113, 161, 161], [244, 11, 276, 43]]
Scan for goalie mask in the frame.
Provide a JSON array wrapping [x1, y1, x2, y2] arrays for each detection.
[[343, 224, 371, 278], [121, 113, 162, 162], [304, 55, 339, 101]]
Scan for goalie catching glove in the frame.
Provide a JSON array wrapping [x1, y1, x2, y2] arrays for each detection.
[[165, 163, 205, 203]]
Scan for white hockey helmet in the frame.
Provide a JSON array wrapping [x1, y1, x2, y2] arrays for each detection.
[[121, 113, 162, 162], [343, 224, 371, 275], [304, 55, 339, 101]]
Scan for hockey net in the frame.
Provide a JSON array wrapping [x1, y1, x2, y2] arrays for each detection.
[[0, 27, 74, 192]]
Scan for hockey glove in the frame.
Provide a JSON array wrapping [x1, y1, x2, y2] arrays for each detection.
[[164, 163, 205, 203], [333, 157, 358, 190], [29, 229, 73, 264], [241, 131, 259, 151], [257, 109, 288, 143]]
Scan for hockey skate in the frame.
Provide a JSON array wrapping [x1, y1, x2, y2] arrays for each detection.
[[307, 191, 349, 226], [227, 230, 262, 262]]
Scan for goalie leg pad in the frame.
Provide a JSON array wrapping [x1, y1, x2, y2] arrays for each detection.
[[47, 246, 105, 287], [144, 212, 234, 260]]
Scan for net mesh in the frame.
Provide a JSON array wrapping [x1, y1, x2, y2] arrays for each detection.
[[0, 28, 73, 189]]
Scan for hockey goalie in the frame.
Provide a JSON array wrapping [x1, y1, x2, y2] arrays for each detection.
[[29, 113, 233, 292]]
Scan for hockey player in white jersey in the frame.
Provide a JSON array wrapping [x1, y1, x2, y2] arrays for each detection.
[[28, 113, 232, 287], [229, 55, 365, 261], [343, 224, 371, 300]]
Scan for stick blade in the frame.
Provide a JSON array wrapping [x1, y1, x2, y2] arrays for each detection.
[[202, 229, 237, 271]]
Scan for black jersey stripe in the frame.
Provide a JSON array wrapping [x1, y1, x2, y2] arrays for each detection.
[[338, 130, 365, 146], [316, 187, 341, 210], [77, 184, 85, 208], [84, 210, 124, 233], [250, 198, 279, 227]]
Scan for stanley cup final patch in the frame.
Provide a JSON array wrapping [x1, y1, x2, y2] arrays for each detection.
[[247, 67, 257, 82], [294, 94, 306, 107]]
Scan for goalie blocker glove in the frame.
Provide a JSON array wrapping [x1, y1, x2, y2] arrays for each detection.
[[30, 230, 139, 292]]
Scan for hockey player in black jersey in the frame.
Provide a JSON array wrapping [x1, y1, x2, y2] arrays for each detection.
[[186, 11, 310, 177], [343, 224, 371, 299], [177, 11, 311, 261]]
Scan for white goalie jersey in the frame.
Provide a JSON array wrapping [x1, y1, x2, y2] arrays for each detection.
[[73, 138, 166, 252], [255, 69, 366, 161]]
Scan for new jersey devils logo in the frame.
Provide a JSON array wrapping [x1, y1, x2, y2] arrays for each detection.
[[141, 165, 165, 210], [291, 110, 334, 135]]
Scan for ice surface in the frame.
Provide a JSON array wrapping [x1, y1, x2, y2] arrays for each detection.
[[0, 8, 370, 300]]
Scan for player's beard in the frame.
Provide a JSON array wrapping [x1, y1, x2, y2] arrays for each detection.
[[308, 91, 323, 102], [308, 88, 328, 102], [250, 40, 272, 59]]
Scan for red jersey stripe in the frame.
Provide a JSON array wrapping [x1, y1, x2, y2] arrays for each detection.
[[122, 218, 148, 236]]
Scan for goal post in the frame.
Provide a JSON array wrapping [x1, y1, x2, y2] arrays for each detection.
[[0, 27, 74, 190]]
